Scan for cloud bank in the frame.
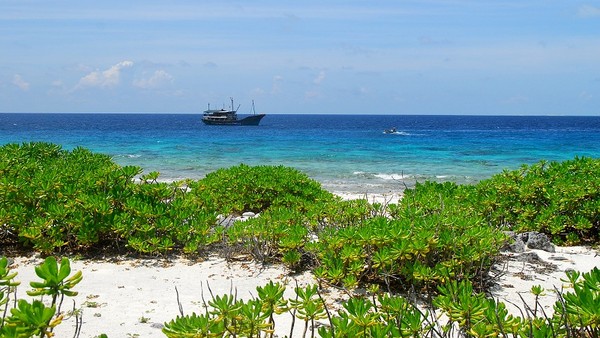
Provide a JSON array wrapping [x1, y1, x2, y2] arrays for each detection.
[[76, 61, 134, 89], [12, 74, 30, 91], [133, 70, 174, 89]]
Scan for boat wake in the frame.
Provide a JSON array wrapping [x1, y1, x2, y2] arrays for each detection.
[[383, 131, 410, 136]]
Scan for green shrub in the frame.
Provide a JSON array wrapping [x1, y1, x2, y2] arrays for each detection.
[[223, 196, 382, 271], [0, 142, 139, 252], [0, 142, 220, 255], [226, 206, 310, 269], [312, 181, 506, 292], [114, 177, 220, 255], [0, 144, 334, 256], [188, 164, 336, 215], [473, 157, 600, 245]]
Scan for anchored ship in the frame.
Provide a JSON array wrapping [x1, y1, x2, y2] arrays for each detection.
[[201, 98, 265, 126]]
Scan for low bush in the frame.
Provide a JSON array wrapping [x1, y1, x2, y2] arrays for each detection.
[[473, 157, 600, 245], [224, 197, 383, 271], [3, 255, 598, 338], [0, 142, 139, 252], [187, 164, 337, 215], [226, 206, 310, 269], [162, 281, 434, 338], [312, 181, 506, 293], [0, 142, 220, 255]]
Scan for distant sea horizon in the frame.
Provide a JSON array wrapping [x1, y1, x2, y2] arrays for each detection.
[[2, 113, 600, 195], [2, 112, 598, 116]]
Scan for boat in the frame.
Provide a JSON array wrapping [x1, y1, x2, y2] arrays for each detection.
[[202, 98, 266, 126], [384, 127, 398, 134]]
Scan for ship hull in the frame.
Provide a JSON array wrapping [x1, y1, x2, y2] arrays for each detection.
[[202, 114, 266, 126]]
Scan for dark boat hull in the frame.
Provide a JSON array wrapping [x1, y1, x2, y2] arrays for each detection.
[[202, 114, 266, 126]]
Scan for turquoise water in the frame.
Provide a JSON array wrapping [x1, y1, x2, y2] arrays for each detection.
[[1, 113, 600, 194]]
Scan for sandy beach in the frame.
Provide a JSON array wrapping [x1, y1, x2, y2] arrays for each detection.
[[5, 242, 598, 338], [336, 192, 403, 205], [490, 245, 600, 316], [8, 255, 319, 337]]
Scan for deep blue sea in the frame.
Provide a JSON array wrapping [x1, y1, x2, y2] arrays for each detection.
[[1, 113, 600, 194]]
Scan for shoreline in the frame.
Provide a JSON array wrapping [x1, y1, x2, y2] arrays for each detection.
[[334, 191, 403, 204]]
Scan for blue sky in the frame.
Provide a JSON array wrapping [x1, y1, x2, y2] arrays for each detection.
[[1, 1, 599, 115]]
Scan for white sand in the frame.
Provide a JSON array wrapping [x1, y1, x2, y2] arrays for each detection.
[[6, 245, 598, 337], [335, 192, 402, 204], [490, 246, 600, 316], [8, 255, 318, 337]]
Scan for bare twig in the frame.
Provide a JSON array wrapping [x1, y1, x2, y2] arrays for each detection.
[[316, 285, 334, 337], [69, 300, 82, 338], [175, 286, 184, 316]]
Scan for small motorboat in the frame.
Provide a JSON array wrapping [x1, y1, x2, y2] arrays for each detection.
[[384, 127, 398, 134]]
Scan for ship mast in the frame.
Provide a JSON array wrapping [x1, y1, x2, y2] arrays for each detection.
[[230, 97, 241, 113]]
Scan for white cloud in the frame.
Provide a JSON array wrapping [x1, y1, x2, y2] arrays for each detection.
[[272, 75, 283, 94], [313, 70, 326, 85], [76, 60, 134, 89], [133, 70, 173, 89], [578, 4, 600, 18], [12, 74, 30, 91]]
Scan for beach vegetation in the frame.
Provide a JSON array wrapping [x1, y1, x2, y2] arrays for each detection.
[[554, 268, 600, 337], [187, 163, 336, 215], [0, 142, 598, 257], [27, 256, 82, 312], [0, 142, 221, 255], [0, 142, 130, 252], [257, 281, 288, 336], [225, 206, 311, 269], [472, 156, 600, 245], [311, 181, 506, 293], [163, 268, 600, 338], [434, 267, 600, 338], [0, 256, 84, 338]]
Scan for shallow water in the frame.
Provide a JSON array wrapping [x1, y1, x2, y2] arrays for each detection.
[[2, 113, 599, 194]]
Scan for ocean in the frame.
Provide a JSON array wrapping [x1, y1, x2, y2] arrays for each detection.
[[1, 113, 600, 195]]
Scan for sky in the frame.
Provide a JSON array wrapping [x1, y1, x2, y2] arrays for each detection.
[[1, 1, 599, 115]]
